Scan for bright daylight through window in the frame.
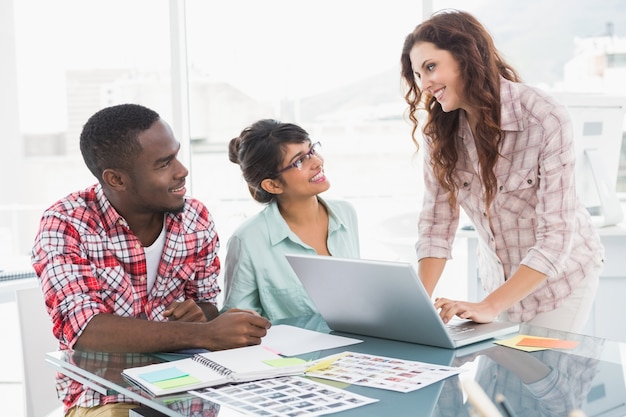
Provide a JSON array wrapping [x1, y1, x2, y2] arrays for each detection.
[[3, 0, 626, 292], [2, 1, 626, 414]]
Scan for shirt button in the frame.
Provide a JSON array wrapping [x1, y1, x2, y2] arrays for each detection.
[[140, 276, 146, 282], [463, 182, 469, 187], [499, 185, 503, 191], [527, 179, 533, 184], [135, 243, 141, 249], [483, 212, 487, 217]]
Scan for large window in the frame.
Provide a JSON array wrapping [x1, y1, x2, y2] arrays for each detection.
[[182, 0, 426, 266], [181, 0, 626, 266], [3, 0, 174, 259], [4, 0, 626, 274]]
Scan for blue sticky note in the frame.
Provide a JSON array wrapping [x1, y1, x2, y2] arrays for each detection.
[[140, 367, 189, 383]]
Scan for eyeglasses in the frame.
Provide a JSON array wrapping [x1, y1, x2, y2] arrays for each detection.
[[275, 142, 322, 174]]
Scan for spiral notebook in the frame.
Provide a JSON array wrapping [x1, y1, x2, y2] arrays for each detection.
[[122, 345, 307, 396], [0, 268, 36, 282]]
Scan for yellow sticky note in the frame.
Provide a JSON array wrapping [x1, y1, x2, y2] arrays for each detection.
[[153, 374, 201, 389], [306, 353, 347, 372], [263, 357, 307, 368], [494, 334, 548, 352]]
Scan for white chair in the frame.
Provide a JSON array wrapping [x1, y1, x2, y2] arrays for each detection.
[[16, 286, 64, 417]]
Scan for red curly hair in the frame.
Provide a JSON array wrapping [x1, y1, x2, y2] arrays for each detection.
[[400, 9, 521, 208]]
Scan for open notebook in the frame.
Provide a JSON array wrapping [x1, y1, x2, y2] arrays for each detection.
[[122, 345, 307, 396]]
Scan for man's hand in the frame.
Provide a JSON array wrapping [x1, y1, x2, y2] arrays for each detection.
[[203, 309, 271, 351], [163, 299, 208, 322]]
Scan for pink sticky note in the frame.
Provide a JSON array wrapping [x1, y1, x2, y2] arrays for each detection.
[[516, 337, 579, 349]]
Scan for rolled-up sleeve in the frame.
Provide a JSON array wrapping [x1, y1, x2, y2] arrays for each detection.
[[32, 212, 106, 349], [416, 137, 460, 261]]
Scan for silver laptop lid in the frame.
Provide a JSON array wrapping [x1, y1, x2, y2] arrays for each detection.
[[286, 254, 518, 349]]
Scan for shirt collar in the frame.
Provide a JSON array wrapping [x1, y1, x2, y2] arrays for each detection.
[[94, 183, 127, 231], [458, 77, 525, 138], [499, 77, 525, 132], [94, 183, 182, 232], [265, 197, 346, 247]]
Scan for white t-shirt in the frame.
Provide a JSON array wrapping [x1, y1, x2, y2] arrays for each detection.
[[144, 221, 167, 292]]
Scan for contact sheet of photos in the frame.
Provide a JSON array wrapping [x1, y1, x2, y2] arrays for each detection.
[[305, 352, 462, 393], [191, 375, 378, 416]]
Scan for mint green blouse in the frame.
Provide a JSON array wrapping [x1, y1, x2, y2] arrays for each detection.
[[221, 198, 360, 320]]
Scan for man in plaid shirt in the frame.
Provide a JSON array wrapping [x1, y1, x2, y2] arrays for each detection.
[[31, 103, 271, 416]]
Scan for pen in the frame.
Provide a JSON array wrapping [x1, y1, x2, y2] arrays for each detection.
[[305, 353, 346, 372], [495, 393, 517, 417]]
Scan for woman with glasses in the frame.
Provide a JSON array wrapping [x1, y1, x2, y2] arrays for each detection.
[[401, 10, 603, 332], [221, 119, 360, 320]]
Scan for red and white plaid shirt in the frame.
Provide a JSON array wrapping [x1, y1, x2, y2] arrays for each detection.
[[31, 183, 221, 410], [416, 78, 604, 322]]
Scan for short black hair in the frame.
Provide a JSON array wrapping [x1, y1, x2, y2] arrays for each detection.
[[79, 103, 160, 181]]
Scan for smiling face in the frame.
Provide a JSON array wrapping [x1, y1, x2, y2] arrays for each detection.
[[409, 41, 468, 114], [266, 141, 330, 199], [124, 119, 189, 214]]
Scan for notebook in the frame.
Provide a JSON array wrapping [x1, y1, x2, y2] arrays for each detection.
[[0, 269, 36, 282], [122, 344, 307, 396], [286, 254, 519, 349]]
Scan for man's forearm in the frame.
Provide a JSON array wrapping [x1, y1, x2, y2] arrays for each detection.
[[74, 314, 208, 353]]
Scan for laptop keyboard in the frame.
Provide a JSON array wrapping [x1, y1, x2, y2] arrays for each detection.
[[446, 324, 476, 335]]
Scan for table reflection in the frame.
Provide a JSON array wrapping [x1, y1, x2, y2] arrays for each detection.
[[432, 326, 625, 417]]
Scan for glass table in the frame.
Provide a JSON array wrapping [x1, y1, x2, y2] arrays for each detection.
[[46, 315, 626, 416]]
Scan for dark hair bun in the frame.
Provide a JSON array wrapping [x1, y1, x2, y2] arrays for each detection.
[[228, 137, 241, 164]]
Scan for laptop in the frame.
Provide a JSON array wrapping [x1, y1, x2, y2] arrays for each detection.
[[286, 254, 519, 349]]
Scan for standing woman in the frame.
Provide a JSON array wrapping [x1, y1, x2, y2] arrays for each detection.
[[400, 9, 604, 332], [222, 119, 360, 320]]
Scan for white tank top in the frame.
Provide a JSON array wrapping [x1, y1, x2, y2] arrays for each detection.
[[143, 221, 166, 292]]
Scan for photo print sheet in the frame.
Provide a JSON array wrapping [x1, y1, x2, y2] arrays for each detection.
[[305, 351, 462, 393], [191, 375, 377, 416]]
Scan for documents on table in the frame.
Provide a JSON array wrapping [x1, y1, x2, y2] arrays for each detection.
[[189, 349, 463, 416], [305, 351, 462, 393], [262, 324, 362, 356], [122, 324, 459, 416], [123, 325, 361, 396], [191, 375, 378, 417]]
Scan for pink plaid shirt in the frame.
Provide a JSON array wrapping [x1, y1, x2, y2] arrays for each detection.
[[31, 183, 221, 410], [416, 78, 604, 322]]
